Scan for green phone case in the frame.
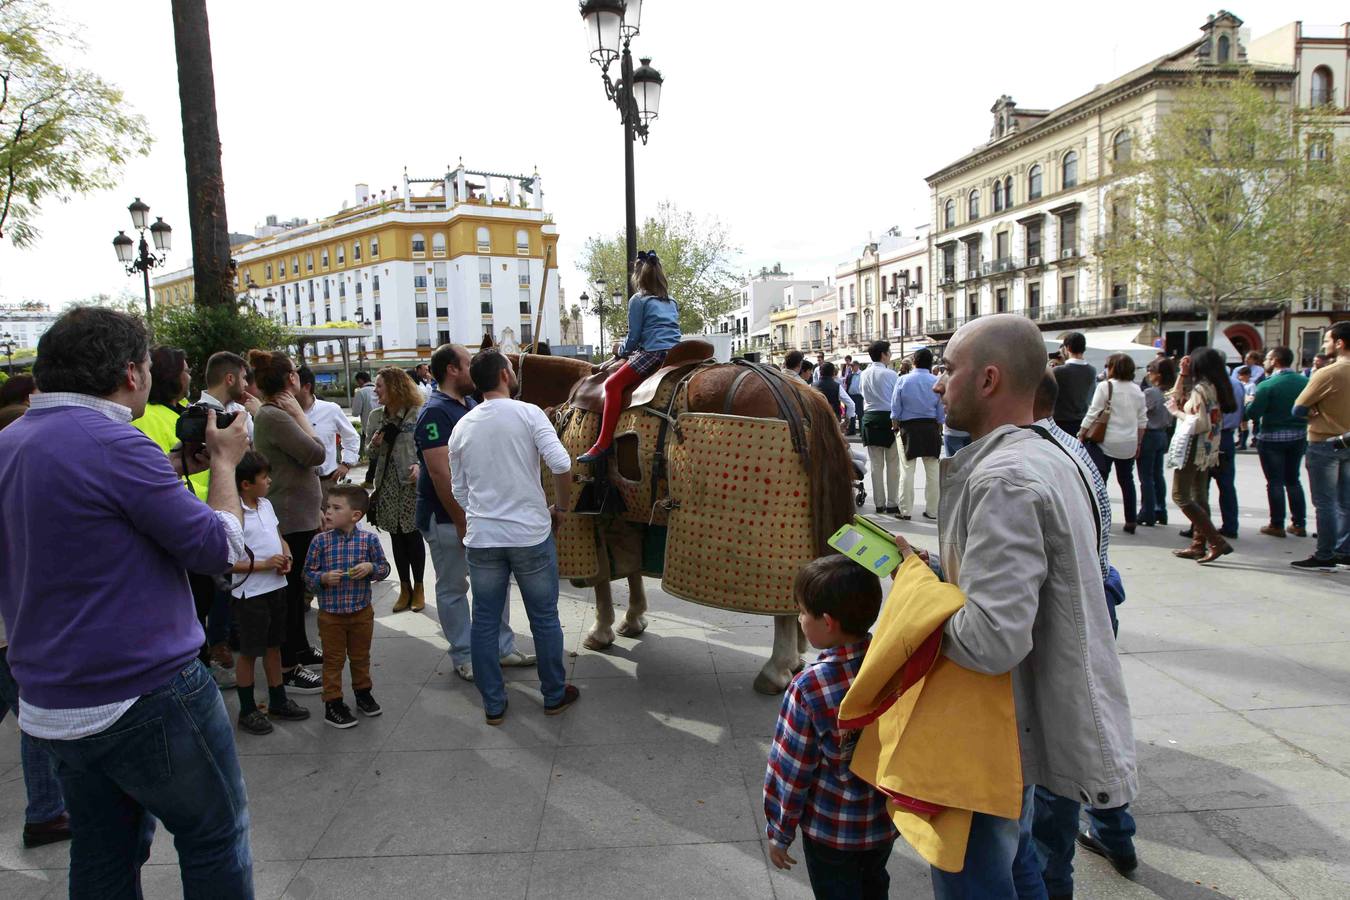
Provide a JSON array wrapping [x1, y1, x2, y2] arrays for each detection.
[[827, 514, 901, 576]]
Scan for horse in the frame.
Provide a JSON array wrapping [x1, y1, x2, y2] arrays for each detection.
[[507, 349, 855, 694]]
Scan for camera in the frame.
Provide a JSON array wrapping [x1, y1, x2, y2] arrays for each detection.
[[175, 404, 238, 445]]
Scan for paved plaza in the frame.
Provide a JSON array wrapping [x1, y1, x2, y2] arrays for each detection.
[[2, 450, 1349, 899]]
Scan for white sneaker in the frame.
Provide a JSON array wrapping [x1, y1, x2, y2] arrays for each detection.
[[454, 663, 474, 682], [211, 663, 236, 689], [499, 650, 537, 667]]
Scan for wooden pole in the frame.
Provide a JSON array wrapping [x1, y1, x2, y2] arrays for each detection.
[[518, 244, 553, 399]]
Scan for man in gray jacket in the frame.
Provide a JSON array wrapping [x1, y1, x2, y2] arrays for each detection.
[[930, 314, 1136, 898]]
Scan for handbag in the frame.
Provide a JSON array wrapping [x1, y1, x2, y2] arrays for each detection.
[[1166, 413, 1200, 469], [1083, 381, 1114, 444]]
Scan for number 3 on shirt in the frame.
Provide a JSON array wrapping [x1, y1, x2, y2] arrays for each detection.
[[423, 422, 440, 441]]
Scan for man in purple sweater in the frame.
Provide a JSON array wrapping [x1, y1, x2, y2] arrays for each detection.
[[0, 308, 254, 898]]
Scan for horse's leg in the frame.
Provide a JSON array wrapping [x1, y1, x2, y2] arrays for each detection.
[[617, 573, 648, 637], [753, 615, 803, 695], [583, 547, 616, 651], [797, 620, 808, 656]]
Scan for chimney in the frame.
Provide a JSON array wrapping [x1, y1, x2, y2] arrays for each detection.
[[356, 183, 370, 205]]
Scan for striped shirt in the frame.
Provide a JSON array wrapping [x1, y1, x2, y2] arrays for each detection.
[[1039, 418, 1112, 578]]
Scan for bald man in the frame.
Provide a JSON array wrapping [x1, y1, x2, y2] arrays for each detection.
[[929, 315, 1136, 898]]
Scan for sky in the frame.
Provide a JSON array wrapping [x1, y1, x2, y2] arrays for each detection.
[[2, 1, 1345, 345]]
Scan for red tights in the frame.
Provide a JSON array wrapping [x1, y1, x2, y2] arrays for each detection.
[[588, 362, 645, 453]]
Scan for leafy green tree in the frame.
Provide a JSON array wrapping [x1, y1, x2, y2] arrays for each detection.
[[1102, 71, 1350, 342], [143, 300, 291, 393], [578, 202, 740, 343], [0, 0, 151, 247]]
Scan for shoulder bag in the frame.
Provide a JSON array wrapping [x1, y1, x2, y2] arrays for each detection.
[[1082, 381, 1114, 445]]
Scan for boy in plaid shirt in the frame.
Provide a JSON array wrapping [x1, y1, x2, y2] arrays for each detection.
[[764, 555, 896, 898], [304, 485, 390, 729]]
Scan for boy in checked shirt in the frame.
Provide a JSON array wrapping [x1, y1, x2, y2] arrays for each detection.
[[304, 485, 390, 729]]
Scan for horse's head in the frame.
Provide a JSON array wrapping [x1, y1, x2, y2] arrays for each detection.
[[505, 353, 596, 412]]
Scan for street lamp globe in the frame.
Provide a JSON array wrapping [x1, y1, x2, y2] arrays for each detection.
[[631, 57, 663, 123], [620, 0, 642, 38], [579, 0, 626, 67], [112, 231, 134, 264], [128, 197, 150, 231], [149, 217, 172, 252]]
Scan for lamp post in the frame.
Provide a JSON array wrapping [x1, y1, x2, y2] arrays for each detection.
[[579, 0, 664, 279], [887, 283, 918, 364], [0, 332, 15, 373], [112, 198, 172, 324]]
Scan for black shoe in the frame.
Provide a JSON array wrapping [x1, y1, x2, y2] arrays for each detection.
[[1338, 554, 1350, 567], [1219, 529, 1238, 539], [485, 698, 509, 726], [296, 646, 324, 667], [1179, 527, 1193, 538], [883, 506, 902, 515], [545, 684, 581, 716], [22, 813, 72, 848], [1158, 511, 1168, 525], [283, 667, 323, 694], [899, 514, 912, 521], [238, 708, 274, 735], [577, 445, 612, 464], [268, 697, 311, 721], [1291, 555, 1338, 571], [1076, 830, 1138, 875], [354, 690, 382, 717], [324, 700, 358, 729], [922, 512, 937, 520]]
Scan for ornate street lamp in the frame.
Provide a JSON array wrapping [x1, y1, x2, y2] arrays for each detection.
[[887, 282, 918, 363], [579, 0, 665, 280], [0, 331, 15, 373], [112, 197, 172, 324]]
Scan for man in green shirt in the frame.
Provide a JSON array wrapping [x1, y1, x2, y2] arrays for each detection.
[[1245, 346, 1309, 538]]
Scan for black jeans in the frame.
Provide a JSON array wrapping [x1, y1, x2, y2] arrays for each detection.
[[1086, 441, 1139, 525], [280, 529, 317, 667], [1257, 438, 1307, 529], [801, 834, 893, 900]]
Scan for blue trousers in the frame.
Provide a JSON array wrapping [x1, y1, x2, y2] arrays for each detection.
[[36, 661, 253, 900], [1214, 428, 1239, 535], [466, 537, 567, 715], [1032, 786, 1137, 896], [1306, 439, 1350, 560], [422, 520, 515, 666], [1257, 438, 1307, 529], [931, 784, 1046, 899], [0, 647, 65, 824], [1136, 429, 1169, 524]]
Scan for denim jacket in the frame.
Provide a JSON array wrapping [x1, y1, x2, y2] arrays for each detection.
[[619, 293, 681, 356]]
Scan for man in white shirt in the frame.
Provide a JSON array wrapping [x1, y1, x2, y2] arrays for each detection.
[[448, 350, 577, 725], [297, 366, 359, 496], [858, 341, 901, 514], [415, 363, 435, 398]]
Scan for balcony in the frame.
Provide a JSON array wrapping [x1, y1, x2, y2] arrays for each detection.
[[927, 298, 1158, 337], [991, 257, 1016, 275], [1054, 247, 1082, 264]]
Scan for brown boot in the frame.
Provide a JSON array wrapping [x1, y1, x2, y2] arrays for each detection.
[[392, 583, 412, 612], [1183, 502, 1233, 564], [410, 583, 426, 612], [1173, 539, 1206, 559], [1174, 502, 1207, 559]]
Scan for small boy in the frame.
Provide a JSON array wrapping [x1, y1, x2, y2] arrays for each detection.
[[304, 485, 390, 729], [231, 451, 311, 734], [764, 555, 896, 898]]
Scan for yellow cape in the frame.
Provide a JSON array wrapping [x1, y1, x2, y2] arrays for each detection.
[[839, 554, 1022, 872]]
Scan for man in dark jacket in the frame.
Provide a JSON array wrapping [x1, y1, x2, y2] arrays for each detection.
[[1052, 332, 1096, 435]]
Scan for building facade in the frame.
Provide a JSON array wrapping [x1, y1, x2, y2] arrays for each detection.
[[0, 303, 58, 354], [924, 12, 1299, 361], [152, 162, 561, 365], [714, 264, 824, 356]]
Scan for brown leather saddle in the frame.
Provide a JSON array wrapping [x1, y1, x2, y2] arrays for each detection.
[[570, 339, 714, 414]]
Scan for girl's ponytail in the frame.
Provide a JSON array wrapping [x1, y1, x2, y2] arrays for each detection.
[[632, 250, 670, 298]]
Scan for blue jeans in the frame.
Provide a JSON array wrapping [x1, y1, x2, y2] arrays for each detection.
[[466, 537, 567, 715], [1214, 428, 1239, 534], [1257, 439, 1307, 529], [36, 660, 253, 900], [944, 433, 972, 458], [931, 784, 1047, 899], [1086, 442, 1139, 525], [1032, 786, 1137, 896], [0, 648, 65, 824], [422, 520, 515, 666], [1136, 429, 1169, 524], [1306, 440, 1350, 560]]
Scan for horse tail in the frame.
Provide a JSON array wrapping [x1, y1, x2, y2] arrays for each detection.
[[795, 384, 857, 556]]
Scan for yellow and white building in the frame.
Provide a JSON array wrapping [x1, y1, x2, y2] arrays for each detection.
[[152, 162, 561, 364]]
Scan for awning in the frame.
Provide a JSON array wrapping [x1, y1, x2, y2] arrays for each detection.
[[1042, 325, 1157, 369]]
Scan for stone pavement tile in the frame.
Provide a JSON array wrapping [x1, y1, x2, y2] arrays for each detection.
[[311, 747, 553, 857], [1137, 647, 1350, 711], [1179, 600, 1350, 647], [1195, 801, 1350, 898], [0, 764, 70, 872], [0, 869, 62, 899], [570, 626, 714, 679], [383, 681, 563, 752], [763, 837, 933, 899], [717, 674, 787, 742], [0, 719, 19, 769], [705, 624, 791, 676], [529, 842, 772, 899], [145, 752, 377, 864], [285, 852, 531, 900], [536, 742, 759, 851], [1264, 641, 1350, 691], [140, 860, 302, 900], [1134, 712, 1350, 812], [1117, 655, 1226, 717], [226, 682, 421, 757], [1116, 604, 1235, 654], [368, 609, 448, 641], [362, 636, 446, 685], [1243, 705, 1350, 772], [556, 674, 732, 747]]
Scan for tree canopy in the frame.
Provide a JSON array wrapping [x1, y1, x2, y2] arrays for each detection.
[[1101, 71, 1350, 341], [0, 0, 151, 247], [577, 202, 740, 341]]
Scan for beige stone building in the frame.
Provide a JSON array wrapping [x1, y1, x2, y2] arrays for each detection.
[[833, 227, 931, 362]]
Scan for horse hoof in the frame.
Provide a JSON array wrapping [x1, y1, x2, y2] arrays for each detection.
[[616, 615, 648, 638], [582, 630, 614, 651], [752, 669, 791, 695]]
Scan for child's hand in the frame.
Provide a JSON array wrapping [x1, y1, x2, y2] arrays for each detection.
[[320, 570, 344, 587], [768, 845, 797, 870], [348, 562, 374, 580], [263, 553, 289, 572], [277, 554, 292, 576]]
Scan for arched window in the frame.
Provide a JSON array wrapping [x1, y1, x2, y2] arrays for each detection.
[[1003, 176, 1014, 209], [352, 241, 361, 261], [993, 180, 1004, 212], [432, 232, 447, 255], [306, 252, 314, 272], [515, 229, 529, 254], [476, 227, 491, 253], [968, 189, 980, 221], [1113, 130, 1132, 165], [944, 199, 956, 228], [411, 232, 426, 255], [1311, 65, 1334, 107], [1028, 165, 1043, 200], [1062, 151, 1078, 189], [1217, 35, 1230, 64], [336, 244, 345, 265], [370, 236, 379, 257]]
